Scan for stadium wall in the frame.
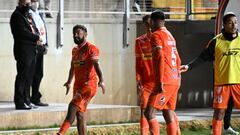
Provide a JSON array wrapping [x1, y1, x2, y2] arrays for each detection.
[[0, 19, 138, 105], [0, 18, 216, 108]]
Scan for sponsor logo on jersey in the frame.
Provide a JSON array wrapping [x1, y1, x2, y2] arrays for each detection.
[[222, 48, 240, 56]]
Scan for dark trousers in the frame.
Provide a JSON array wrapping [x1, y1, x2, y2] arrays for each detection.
[[224, 96, 234, 129], [14, 55, 36, 106], [29, 53, 44, 103]]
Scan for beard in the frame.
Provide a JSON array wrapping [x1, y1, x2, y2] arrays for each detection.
[[74, 37, 84, 45]]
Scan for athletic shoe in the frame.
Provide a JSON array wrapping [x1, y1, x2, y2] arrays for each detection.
[[223, 127, 239, 135]]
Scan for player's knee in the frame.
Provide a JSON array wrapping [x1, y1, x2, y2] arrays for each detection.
[[162, 109, 175, 123], [76, 112, 83, 119], [144, 108, 154, 120], [214, 109, 225, 120], [65, 104, 78, 122]]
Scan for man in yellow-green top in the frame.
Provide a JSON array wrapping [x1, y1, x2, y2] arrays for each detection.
[[181, 12, 240, 135]]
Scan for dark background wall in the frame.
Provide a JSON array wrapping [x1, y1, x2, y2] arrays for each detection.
[[137, 20, 215, 108]]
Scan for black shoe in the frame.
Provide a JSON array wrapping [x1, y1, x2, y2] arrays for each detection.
[[15, 103, 31, 110], [45, 13, 53, 18], [26, 103, 38, 109], [32, 101, 49, 106]]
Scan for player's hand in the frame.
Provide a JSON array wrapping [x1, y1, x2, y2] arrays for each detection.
[[37, 36, 43, 46], [180, 65, 189, 73], [37, 40, 43, 46], [155, 83, 164, 93], [63, 82, 71, 95], [98, 81, 105, 94], [136, 81, 143, 94]]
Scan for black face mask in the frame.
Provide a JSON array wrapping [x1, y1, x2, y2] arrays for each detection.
[[74, 37, 84, 45], [21, 4, 30, 14]]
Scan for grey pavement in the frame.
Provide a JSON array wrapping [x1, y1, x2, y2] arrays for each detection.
[[0, 101, 138, 113], [1, 101, 239, 122]]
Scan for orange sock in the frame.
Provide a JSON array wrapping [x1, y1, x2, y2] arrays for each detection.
[[166, 121, 177, 135], [59, 120, 71, 135], [140, 116, 149, 135], [212, 119, 222, 135], [173, 113, 181, 135], [148, 118, 160, 135]]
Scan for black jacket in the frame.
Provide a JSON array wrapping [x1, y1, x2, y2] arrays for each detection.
[[10, 6, 39, 60]]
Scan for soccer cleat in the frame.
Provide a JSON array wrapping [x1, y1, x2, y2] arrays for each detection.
[[223, 127, 239, 135], [132, 2, 141, 12]]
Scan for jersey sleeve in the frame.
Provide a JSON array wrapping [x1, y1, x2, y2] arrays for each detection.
[[72, 47, 78, 60], [89, 45, 100, 60], [135, 39, 143, 81], [151, 33, 163, 51], [151, 33, 164, 83]]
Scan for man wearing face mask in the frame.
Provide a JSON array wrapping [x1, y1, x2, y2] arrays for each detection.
[[27, 0, 49, 106], [10, 0, 42, 110], [56, 24, 105, 135]]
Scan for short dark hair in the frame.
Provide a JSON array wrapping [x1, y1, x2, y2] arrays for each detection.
[[151, 10, 165, 21], [223, 12, 236, 24], [73, 24, 87, 33], [142, 15, 150, 24]]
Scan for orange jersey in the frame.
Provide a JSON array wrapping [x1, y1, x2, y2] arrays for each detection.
[[72, 42, 99, 91], [135, 34, 155, 84], [151, 27, 181, 85]]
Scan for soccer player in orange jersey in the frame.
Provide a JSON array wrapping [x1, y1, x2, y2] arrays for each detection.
[[56, 25, 105, 135], [135, 15, 155, 135], [144, 10, 182, 135], [181, 12, 240, 135]]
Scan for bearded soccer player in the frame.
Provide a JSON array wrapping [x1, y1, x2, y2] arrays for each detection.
[[56, 25, 105, 135], [181, 12, 240, 135], [135, 15, 155, 135], [144, 10, 181, 135]]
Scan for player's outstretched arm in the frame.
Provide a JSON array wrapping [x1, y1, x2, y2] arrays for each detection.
[[93, 60, 105, 94], [182, 39, 215, 72], [63, 61, 74, 95]]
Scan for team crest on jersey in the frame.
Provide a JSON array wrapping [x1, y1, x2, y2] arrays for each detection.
[[159, 96, 166, 105]]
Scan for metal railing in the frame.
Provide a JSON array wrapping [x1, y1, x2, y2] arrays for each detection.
[[0, 0, 218, 20], [0, 0, 219, 48]]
